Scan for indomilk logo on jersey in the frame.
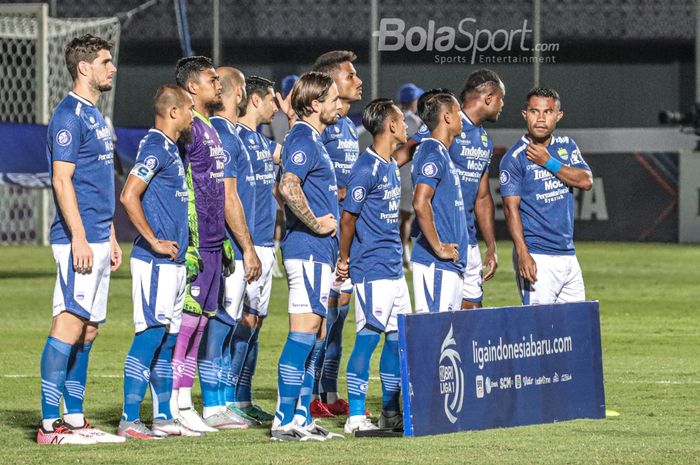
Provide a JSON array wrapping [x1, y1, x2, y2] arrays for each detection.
[[439, 324, 464, 424]]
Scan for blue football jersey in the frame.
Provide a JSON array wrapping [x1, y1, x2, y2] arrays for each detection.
[[499, 135, 591, 255], [410, 138, 468, 274], [130, 129, 189, 264], [343, 148, 403, 284], [237, 123, 277, 247], [211, 116, 257, 258], [280, 121, 339, 266], [47, 92, 115, 244], [321, 116, 360, 191], [413, 111, 492, 245]]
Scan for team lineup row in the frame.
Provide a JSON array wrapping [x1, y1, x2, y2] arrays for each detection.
[[37, 34, 593, 444]]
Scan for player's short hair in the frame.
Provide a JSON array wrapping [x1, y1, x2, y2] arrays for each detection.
[[290, 72, 335, 118], [312, 50, 357, 74], [418, 92, 458, 132], [459, 69, 502, 103], [526, 86, 561, 108], [417, 88, 451, 118], [239, 76, 275, 117], [362, 98, 399, 136], [65, 34, 113, 81], [175, 56, 214, 90], [153, 84, 188, 118]]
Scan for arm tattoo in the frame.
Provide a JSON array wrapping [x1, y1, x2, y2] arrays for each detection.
[[280, 174, 321, 233]]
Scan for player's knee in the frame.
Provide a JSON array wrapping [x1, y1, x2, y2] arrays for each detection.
[[49, 311, 87, 344], [83, 324, 99, 343], [241, 312, 258, 328], [338, 293, 352, 306]]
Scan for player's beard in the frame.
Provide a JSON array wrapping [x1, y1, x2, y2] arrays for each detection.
[[205, 98, 224, 114], [179, 126, 193, 145], [484, 111, 500, 123], [320, 111, 339, 126]]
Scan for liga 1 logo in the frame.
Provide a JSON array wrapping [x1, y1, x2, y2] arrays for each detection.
[[439, 324, 464, 423]]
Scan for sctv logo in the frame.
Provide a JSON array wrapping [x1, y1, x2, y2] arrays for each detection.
[[439, 324, 464, 424]]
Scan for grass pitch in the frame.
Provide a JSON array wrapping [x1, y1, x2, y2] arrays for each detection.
[[0, 242, 698, 464]]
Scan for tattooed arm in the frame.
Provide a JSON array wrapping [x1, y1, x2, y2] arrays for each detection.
[[279, 172, 337, 236]]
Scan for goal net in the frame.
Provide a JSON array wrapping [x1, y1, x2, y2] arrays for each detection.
[[0, 3, 120, 244]]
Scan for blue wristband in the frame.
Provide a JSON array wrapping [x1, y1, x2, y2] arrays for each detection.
[[544, 156, 563, 175]]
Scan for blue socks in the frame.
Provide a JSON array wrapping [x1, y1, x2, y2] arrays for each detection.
[[274, 332, 315, 427], [150, 332, 177, 420], [236, 327, 260, 406], [63, 342, 92, 417], [380, 332, 401, 412], [346, 328, 381, 417], [229, 322, 254, 405], [219, 326, 234, 407], [40, 336, 73, 421], [295, 337, 325, 425], [198, 317, 233, 409], [122, 327, 166, 421], [319, 302, 350, 396]]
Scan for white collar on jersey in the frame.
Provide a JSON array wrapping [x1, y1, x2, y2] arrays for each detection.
[[460, 110, 478, 129], [237, 121, 256, 132], [422, 137, 449, 152], [520, 134, 556, 146], [69, 91, 95, 107], [366, 146, 390, 164], [294, 120, 321, 136], [148, 128, 176, 146]]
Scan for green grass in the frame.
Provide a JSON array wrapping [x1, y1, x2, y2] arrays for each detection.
[[0, 242, 698, 464]]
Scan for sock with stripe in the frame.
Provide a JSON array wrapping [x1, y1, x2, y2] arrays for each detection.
[[171, 313, 201, 394], [230, 323, 255, 407], [121, 326, 166, 422], [273, 331, 315, 427], [219, 324, 234, 407], [62, 341, 92, 427], [198, 317, 233, 417], [346, 328, 381, 417], [380, 331, 401, 412], [294, 337, 325, 426], [40, 336, 73, 430], [150, 332, 177, 420], [320, 302, 350, 401], [235, 326, 260, 407]]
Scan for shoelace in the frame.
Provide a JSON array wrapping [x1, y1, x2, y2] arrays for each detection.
[[53, 425, 73, 435]]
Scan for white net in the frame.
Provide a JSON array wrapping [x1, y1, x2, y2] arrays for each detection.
[[0, 5, 120, 244]]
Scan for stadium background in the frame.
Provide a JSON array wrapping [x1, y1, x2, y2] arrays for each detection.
[[0, 1, 698, 463]]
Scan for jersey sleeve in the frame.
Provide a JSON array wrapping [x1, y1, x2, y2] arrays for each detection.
[[282, 138, 316, 182], [412, 123, 429, 143], [413, 145, 444, 190], [221, 132, 241, 179], [568, 139, 590, 171], [130, 143, 168, 185], [49, 111, 82, 164], [343, 160, 376, 215], [499, 149, 524, 197]]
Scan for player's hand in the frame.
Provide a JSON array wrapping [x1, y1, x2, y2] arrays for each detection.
[[275, 91, 297, 125], [243, 247, 262, 284], [151, 239, 179, 261], [72, 237, 93, 275], [483, 247, 498, 282], [335, 257, 349, 283], [316, 214, 337, 237], [222, 239, 236, 277], [518, 251, 537, 283], [525, 139, 551, 166], [110, 236, 122, 272], [186, 246, 203, 283], [435, 242, 459, 263]]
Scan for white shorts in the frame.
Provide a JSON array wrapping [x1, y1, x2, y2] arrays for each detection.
[[284, 258, 332, 317], [221, 259, 246, 323], [52, 242, 111, 323], [131, 257, 186, 334], [354, 277, 412, 333], [412, 262, 463, 313], [244, 245, 276, 318], [330, 269, 353, 296], [462, 244, 483, 303], [513, 251, 586, 305]]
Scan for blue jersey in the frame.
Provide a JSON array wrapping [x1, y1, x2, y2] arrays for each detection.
[[499, 135, 591, 255], [237, 123, 277, 246], [321, 116, 360, 191], [211, 116, 257, 258], [411, 138, 468, 274], [413, 110, 493, 245], [130, 129, 189, 264], [281, 121, 339, 266], [343, 148, 403, 284], [47, 92, 114, 244]]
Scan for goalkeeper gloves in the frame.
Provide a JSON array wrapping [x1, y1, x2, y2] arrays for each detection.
[[222, 239, 236, 277], [185, 246, 203, 283]]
